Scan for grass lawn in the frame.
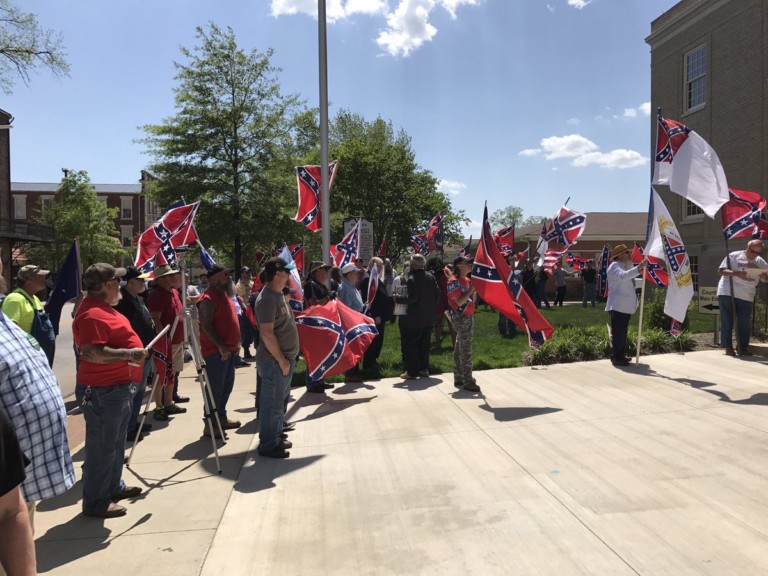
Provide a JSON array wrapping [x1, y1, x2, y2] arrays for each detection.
[[293, 300, 715, 384]]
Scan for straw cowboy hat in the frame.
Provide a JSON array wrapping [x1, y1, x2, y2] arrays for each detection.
[[610, 244, 631, 260]]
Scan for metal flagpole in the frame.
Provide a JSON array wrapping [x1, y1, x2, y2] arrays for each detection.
[[319, 0, 331, 263], [634, 109, 662, 365]]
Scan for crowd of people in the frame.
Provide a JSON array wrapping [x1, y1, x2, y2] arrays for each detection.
[[2, 239, 768, 574]]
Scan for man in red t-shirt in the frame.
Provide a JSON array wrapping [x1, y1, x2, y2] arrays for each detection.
[[73, 264, 149, 519], [198, 263, 242, 436], [447, 256, 479, 392], [146, 265, 187, 421]]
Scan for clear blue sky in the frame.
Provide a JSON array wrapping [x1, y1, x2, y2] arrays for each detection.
[[7, 0, 679, 237]]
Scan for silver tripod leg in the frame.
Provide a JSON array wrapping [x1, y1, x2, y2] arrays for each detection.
[[186, 310, 225, 473], [126, 372, 159, 469]]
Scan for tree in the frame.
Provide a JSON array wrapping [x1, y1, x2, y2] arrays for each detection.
[[140, 23, 306, 270], [25, 170, 128, 270], [489, 204, 547, 230], [0, 0, 69, 93], [320, 109, 465, 261]]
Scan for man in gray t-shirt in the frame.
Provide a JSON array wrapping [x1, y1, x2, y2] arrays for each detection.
[[254, 257, 299, 458]]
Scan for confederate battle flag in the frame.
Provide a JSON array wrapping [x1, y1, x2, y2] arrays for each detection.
[[721, 188, 768, 240], [293, 161, 339, 232], [135, 201, 200, 275], [296, 300, 377, 381], [472, 206, 554, 348], [331, 219, 361, 268]]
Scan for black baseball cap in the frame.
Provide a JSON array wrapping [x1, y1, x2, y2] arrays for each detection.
[[124, 266, 150, 282], [206, 263, 233, 278], [264, 257, 296, 275], [453, 256, 473, 267]]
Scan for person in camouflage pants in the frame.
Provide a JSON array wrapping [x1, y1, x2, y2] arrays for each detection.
[[447, 256, 479, 392]]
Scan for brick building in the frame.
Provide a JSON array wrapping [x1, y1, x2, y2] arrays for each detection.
[[646, 0, 768, 289]]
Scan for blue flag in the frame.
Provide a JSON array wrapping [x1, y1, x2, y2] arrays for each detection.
[[44, 241, 81, 336], [198, 241, 215, 271]]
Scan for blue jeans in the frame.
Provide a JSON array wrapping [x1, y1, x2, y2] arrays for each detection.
[[719, 295, 752, 351], [204, 353, 236, 420], [498, 313, 516, 337], [583, 284, 597, 307], [257, 357, 295, 451], [76, 382, 135, 513], [127, 359, 152, 436]]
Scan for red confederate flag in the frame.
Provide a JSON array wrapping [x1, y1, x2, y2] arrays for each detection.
[[289, 243, 304, 276], [494, 225, 515, 256], [631, 242, 669, 288], [721, 188, 768, 240], [472, 206, 554, 348], [331, 219, 361, 268], [293, 160, 338, 231], [135, 201, 200, 275], [296, 300, 377, 381], [150, 332, 175, 392]]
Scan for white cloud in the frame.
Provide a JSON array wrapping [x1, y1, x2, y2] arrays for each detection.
[[437, 179, 467, 195], [566, 117, 580, 126], [571, 149, 648, 170], [440, 0, 480, 19], [567, 0, 592, 9], [271, 0, 388, 22], [622, 108, 637, 119], [518, 148, 542, 157], [639, 102, 651, 117], [546, 4, 556, 13], [540, 134, 599, 160], [377, 0, 438, 57], [518, 133, 648, 170]]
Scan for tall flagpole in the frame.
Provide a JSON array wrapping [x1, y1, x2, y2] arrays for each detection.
[[634, 108, 661, 364], [318, 0, 331, 263]]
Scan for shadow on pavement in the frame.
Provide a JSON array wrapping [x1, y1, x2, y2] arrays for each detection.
[[234, 454, 326, 493], [639, 364, 768, 406], [479, 404, 562, 422], [37, 481, 83, 512], [300, 396, 378, 422], [393, 377, 443, 392]]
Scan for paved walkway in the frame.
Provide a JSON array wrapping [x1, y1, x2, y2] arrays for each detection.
[[36, 350, 768, 575]]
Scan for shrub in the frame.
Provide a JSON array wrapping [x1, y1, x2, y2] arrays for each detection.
[[644, 288, 692, 332]]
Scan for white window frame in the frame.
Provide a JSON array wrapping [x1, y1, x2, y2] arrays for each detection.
[[13, 194, 26, 220], [121, 196, 133, 221], [121, 225, 134, 247], [684, 45, 707, 113], [689, 254, 699, 293]]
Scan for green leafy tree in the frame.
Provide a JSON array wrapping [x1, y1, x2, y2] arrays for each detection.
[[140, 23, 306, 270], [320, 109, 465, 261], [25, 170, 128, 270], [489, 205, 547, 230], [0, 0, 69, 93]]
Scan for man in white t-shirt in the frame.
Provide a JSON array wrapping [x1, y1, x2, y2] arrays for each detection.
[[717, 239, 768, 356]]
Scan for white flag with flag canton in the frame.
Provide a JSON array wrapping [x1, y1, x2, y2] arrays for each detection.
[[646, 189, 694, 323], [652, 115, 729, 218]]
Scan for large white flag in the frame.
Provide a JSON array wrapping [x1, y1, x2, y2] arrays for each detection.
[[652, 115, 729, 218], [646, 189, 694, 322]]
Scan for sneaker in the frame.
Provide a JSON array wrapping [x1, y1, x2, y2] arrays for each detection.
[[400, 372, 417, 380], [220, 418, 241, 430], [280, 439, 293, 449], [111, 486, 142, 501], [322, 382, 335, 389], [258, 446, 290, 459], [165, 404, 187, 415], [418, 370, 430, 378], [140, 423, 153, 433], [173, 395, 190, 404], [83, 503, 127, 519], [611, 358, 630, 367], [283, 421, 296, 432], [463, 382, 481, 392], [153, 408, 169, 421], [724, 347, 736, 356]]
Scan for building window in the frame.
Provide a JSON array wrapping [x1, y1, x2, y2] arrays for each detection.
[[39, 196, 54, 213], [13, 194, 26, 220], [121, 196, 133, 220], [689, 254, 699, 293], [685, 45, 706, 111], [121, 225, 133, 247], [685, 200, 703, 218]]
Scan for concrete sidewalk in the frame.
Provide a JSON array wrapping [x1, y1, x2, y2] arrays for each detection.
[[35, 350, 768, 575]]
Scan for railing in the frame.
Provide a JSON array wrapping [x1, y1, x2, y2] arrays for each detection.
[[0, 218, 54, 242]]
